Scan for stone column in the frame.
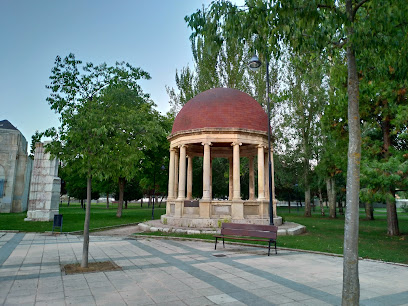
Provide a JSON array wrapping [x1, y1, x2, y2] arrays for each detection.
[[257, 145, 265, 200], [210, 158, 213, 200], [167, 148, 175, 200], [174, 150, 179, 199], [202, 142, 211, 200], [249, 156, 255, 200], [228, 157, 233, 200], [232, 142, 241, 200], [187, 155, 193, 200], [177, 145, 186, 200]]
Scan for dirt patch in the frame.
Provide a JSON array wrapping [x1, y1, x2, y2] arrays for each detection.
[[62, 261, 122, 275]]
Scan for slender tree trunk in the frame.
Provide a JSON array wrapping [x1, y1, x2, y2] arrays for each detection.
[[342, 4, 361, 303], [81, 174, 92, 268], [288, 198, 291, 214], [382, 111, 400, 235], [106, 192, 109, 209], [365, 202, 374, 220], [141, 197, 143, 208], [339, 199, 344, 215], [303, 138, 311, 217], [125, 200, 128, 209], [159, 195, 164, 207], [67, 196, 70, 207], [304, 187, 311, 217], [116, 177, 125, 218], [327, 177, 336, 218], [386, 190, 399, 235], [319, 188, 325, 216], [81, 199, 84, 210]]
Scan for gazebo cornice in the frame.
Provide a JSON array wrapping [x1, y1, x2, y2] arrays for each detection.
[[168, 127, 268, 141]]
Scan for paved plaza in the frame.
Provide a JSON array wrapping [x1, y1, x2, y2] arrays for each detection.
[[0, 232, 407, 306]]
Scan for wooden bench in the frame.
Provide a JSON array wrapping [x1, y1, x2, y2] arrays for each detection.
[[214, 223, 278, 256]]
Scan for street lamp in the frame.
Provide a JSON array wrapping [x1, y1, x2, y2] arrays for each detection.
[[248, 53, 274, 226]]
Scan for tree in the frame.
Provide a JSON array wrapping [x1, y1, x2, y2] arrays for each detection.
[[277, 52, 328, 217], [184, 0, 374, 303], [97, 84, 163, 217], [44, 53, 151, 268]]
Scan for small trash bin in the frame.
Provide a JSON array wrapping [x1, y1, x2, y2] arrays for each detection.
[[52, 214, 63, 233]]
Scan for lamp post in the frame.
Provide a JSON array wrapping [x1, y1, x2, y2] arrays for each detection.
[[151, 165, 166, 220], [248, 53, 274, 225]]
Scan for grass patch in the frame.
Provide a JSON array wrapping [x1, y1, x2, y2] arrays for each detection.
[[140, 207, 408, 264], [1, 204, 407, 264], [0, 202, 165, 233]]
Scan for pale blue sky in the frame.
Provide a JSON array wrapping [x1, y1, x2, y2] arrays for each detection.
[[0, 0, 225, 145]]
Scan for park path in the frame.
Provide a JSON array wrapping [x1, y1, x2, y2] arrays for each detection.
[[90, 225, 142, 237]]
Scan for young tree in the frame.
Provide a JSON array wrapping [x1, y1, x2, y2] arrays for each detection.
[[97, 84, 163, 217], [44, 53, 151, 268]]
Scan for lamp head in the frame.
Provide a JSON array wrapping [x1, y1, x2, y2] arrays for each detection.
[[248, 55, 262, 71]]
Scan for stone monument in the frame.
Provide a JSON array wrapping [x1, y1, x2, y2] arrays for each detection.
[[0, 120, 32, 213], [25, 142, 61, 221]]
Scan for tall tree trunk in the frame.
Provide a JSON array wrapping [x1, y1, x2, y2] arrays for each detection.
[[288, 198, 291, 214], [304, 187, 311, 217], [81, 174, 92, 268], [386, 190, 399, 236], [303, 138, 311, 217], [106, 192, 109, 209], [339, 199, 344, 215], [141, 197, 143, 207], [342, 4, 361, 303], [116, 177, 125, 218], [81, 199, 84, 210], [67, 196, 70, 207], [318, 187, 325, 216], [365, 202, 374, 220], [159, 195, 164, 207], [382, 110, 400, 235], [125, 200, 128, 209], [327, 177, 336, 218]]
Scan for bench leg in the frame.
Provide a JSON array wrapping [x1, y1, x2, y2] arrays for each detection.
[[268, 240, 271, 256], [223, 238, 225, 248], [275, 241, 277, 255], [215, 237, 218, 250]]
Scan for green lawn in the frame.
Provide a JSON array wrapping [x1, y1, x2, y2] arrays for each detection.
[[1, 204, 407, 264], [0, 202, 166, 233], [141, 207, 408, 264]]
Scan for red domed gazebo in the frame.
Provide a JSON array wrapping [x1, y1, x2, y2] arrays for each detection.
[[162, 88, 281, 227]]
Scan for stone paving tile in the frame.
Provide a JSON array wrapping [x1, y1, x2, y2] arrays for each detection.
[[35, 291, 65, 301], [4, 295, 36, 306], [35, 299, 65, 306], [1, 232, 408, 306], [206, 293, 238, 304], [65, 294, 96, 305]]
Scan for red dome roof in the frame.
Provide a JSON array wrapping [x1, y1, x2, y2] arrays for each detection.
[[171, 88, 268, 134]]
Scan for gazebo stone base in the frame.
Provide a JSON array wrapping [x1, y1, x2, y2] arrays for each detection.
[[160, 215, 283, 228]]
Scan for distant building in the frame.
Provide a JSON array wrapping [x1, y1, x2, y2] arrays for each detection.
[[0, 120, 32, 213]]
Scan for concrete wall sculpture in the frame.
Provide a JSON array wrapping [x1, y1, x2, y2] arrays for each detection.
[[25, 142, 61, 221], [0, 120, 32, 213]]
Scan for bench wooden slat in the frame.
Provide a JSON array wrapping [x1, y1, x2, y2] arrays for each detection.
[[214, 236, 272, 242], [221, 228, 277, 239], [221, 223, 278, 232]]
